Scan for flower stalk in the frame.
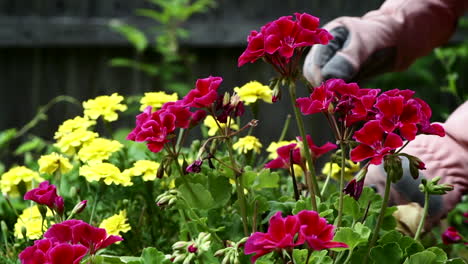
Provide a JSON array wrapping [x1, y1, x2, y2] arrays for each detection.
[[287, 80, 319, 211], [414, 190, 429, 241], [336, 142, 346, 228]]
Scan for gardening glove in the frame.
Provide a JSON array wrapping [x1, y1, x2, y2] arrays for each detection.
[[303, 0, 468, 86], [365, 101, 468, 226]]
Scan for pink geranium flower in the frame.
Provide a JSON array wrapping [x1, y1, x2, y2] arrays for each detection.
[[44, 220, 122, 255], [441, 227, 464, 245], [24, 181, 64, 214], [350, 120, 403, 165], [19, 239, 87, 264], [244, 212, 303, 262], [244, 210, 347, 263], [265, 135, 336, 170], [297, 210, 348, 251], [182, 76, 223, 108]]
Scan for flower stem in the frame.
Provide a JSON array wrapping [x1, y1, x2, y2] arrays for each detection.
[[414, 191, 429, 240], [365, 172, 392, 262], [226, 138, 249, 236], [336, 142, 346, 227], [278, 114, 292, 142], [287, 80, 319, 211], [320, 162, 333, 197]]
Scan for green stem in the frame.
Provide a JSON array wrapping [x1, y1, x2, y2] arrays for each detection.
[[89, 183, 103, 225], [365, 173, 392, 262], [226, 139, 249, 236], [320, 162, 333, 197], [343, 248, 355, 264], [414, 191, 429, 240], [278, 114, 292, 142], [336, 142, 346, 228], [287, 80, 319, 211]]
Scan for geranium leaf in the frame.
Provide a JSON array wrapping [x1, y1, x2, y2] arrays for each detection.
[[403, 251, 437, 264], [370, 243, 403, 264], [179, 183, 214, 209], [140, 247, 171, 264]]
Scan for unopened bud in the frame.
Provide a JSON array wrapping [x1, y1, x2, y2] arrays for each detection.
[[186, 160, 203, 173], [69, 187, 77, 197], [21, 226, 27, 239], [384, 155, 403, 183], [157, 163, 165, 178], [223, 92, 231, 106]]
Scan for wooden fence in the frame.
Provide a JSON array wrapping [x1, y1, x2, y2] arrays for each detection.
[[0, 0, 465, 146]]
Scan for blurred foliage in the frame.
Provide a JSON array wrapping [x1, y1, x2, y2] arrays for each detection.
[[366, 18, 468, 121], [109, 0, 216, 96]]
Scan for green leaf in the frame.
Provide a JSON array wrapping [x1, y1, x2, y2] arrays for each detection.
[[404, 241, 424, 257], [179, 183, 214, 210], [379, 230, 403, 245], [370, 243, 403, 264], [94, 255, 141, 264], [109, 21, 148, 52], [140, 247, 171, 264], [334, 195, 360, 220], [425, 247, 447, 263], [403, 251, 437, 264], [14, 136, 45, 155], [0, 128, 17, 149], [292, 198, 312, 214], [333, 223, 370, 252], [254, 170, 279, 189], [242, 171, 257, 188], [293, 249, 332, 264], [208, 174, 232, 208]]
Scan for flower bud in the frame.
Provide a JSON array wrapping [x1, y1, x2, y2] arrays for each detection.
[[54, 196, 64, 216], [186, 160, 203, 173], [384, 155, 403, 183], [223, 92, 231, 107], [73, 200, 88, 215], [343, 178, 364, 200]]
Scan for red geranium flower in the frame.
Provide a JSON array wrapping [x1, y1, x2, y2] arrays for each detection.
[[19, 239, 87, 264], [265, 135, 336, 170], [297, 210, 348, 251], [24, 181, 64, 214], [238, 13, 332, 77], [44, 220, 122, 255], [244, 212, 303, 262], [350, 120, 403, 165], [182, 76, 223, 108]]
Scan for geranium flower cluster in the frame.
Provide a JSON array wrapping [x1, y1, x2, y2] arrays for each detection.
[[265, 135, 336, 171], [238, 13, 332, 76], [127, 76, 225, 153], [19, 220, 123, 264], [296, 79, 445, 165], [245, 210, 347, 262]]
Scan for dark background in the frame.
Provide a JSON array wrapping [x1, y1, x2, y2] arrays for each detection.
[[0, 0, 466, 146]]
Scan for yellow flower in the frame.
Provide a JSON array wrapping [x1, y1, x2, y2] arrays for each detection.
[[38, 152, 73, 175], [322, 161, 360, 181], [0, 166, 44, 197], [233, 136, 262, 154], [83, 93, 127, 122], [14, 205, 53, 239], [77, 138, 123, 164], [99, 210, 131, 236], [80, 163, 133, 186], [140, 91, 178, 111], [266, 140, 296, 159], [203, 116, 238, 136], [233, 81, 272, 105], [129, 160, 161, 181], [55, 130, 98, 156], [54, 116, 96, 141], [292, 164, 304, 178]]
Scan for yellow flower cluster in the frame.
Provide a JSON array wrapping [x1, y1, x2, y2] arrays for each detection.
[[140, 91, 178, 111], [83, 93, 127, 122], [233, 81, 272, 105], [203, 116, 238, 136], [322, 161, 360, 181], [99, 210, 131, 236], [77, 138, 123, 164], [54, 116, 99, 155], [233, 136, 262, 154], [80, 163, 133, 186], [0, 166, 44, 197], [266, 140, 296, 159], [14, 205, 53, 239], [38, 152, 73, 175], [124, 160, 161, 181]]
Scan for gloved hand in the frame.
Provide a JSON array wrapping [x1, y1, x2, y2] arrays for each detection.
[[365, 102, 468, 226], [303, 0, 466, 87]]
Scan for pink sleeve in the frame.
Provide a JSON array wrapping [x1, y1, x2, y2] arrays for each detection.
[[371, 0, 468, 70]]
